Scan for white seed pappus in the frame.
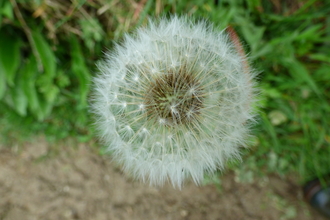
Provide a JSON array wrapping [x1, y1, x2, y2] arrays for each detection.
[[91, 16, 258, 188]]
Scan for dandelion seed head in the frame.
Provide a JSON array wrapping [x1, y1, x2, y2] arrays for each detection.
[[91, 16, 258, 188]]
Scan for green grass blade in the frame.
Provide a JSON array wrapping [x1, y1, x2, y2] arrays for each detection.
[[21, 56, 40, 113], [0, 30, 21, 86], [0, 64, 6, 99], [70, 35, 91, 108], [31, 31, 56, 78], [282, 58, 321, 96]]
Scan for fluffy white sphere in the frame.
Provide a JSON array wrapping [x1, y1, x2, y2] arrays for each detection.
[[91, 16, 257, 188]]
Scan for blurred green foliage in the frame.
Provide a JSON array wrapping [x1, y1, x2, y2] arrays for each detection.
[[0, 0, 329, 182]]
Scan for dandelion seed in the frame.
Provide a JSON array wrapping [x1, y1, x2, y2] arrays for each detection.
[[138, 103, 145, 110], [91, 16, 258, 188]]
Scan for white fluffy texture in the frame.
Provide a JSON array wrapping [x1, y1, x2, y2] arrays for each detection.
[[91, 16, 257, 188]]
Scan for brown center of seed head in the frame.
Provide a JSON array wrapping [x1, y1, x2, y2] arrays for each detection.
[[144, 67, 203, 126]]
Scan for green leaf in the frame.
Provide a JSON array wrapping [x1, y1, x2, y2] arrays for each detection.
[[309, 53, 330, 63], [282, 58, 321, 96], [294, 24, 323, 41], [0, 1, 14, 22], [5, 77, 28, 116], [36, 74, 59, 104], [261, 112, 279, 151], [44, 84, 60, 104], [136, 0, 153, 27], [70, 35, 91, 108], [21, 54, 58, 121], [56, 70, 70, 88], [250, 43, 273, 59], [37, 99, 53, 121], [31, 31, 56, 78], [234, 16, 266, 54], [2, 2, 13, 19], [21, 56, 40, 112], [79, 18, 104, 52], [0, 30, 21, 86], [0, 65, 6, 99]]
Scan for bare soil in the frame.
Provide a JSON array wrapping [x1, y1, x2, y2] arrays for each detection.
[[0, 137, 325, 220]]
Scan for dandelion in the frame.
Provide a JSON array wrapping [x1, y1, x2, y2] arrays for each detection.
[[91, 16, 258, 188]]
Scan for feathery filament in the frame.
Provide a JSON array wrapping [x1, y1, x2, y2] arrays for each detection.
[[91, 16, 258, 188]]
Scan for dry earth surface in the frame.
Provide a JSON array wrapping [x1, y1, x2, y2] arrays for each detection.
[[0, 137, 326, 220]]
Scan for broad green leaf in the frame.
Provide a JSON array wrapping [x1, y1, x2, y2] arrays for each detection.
[[31, 31, 56, 78], [21, 54, 58, 121], [0, 1, 14, 23], [5, 77, 28, 116], [70, 35, 91, 108], [36, 99, 53, 121], [32, 76, 56, 120], [31, 30, 59, 118], [0, 30, 21, 86], [21, 56, 40, 112]]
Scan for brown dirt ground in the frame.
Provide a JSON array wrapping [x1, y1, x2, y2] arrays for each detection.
[[0, 137, 326, 220]]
